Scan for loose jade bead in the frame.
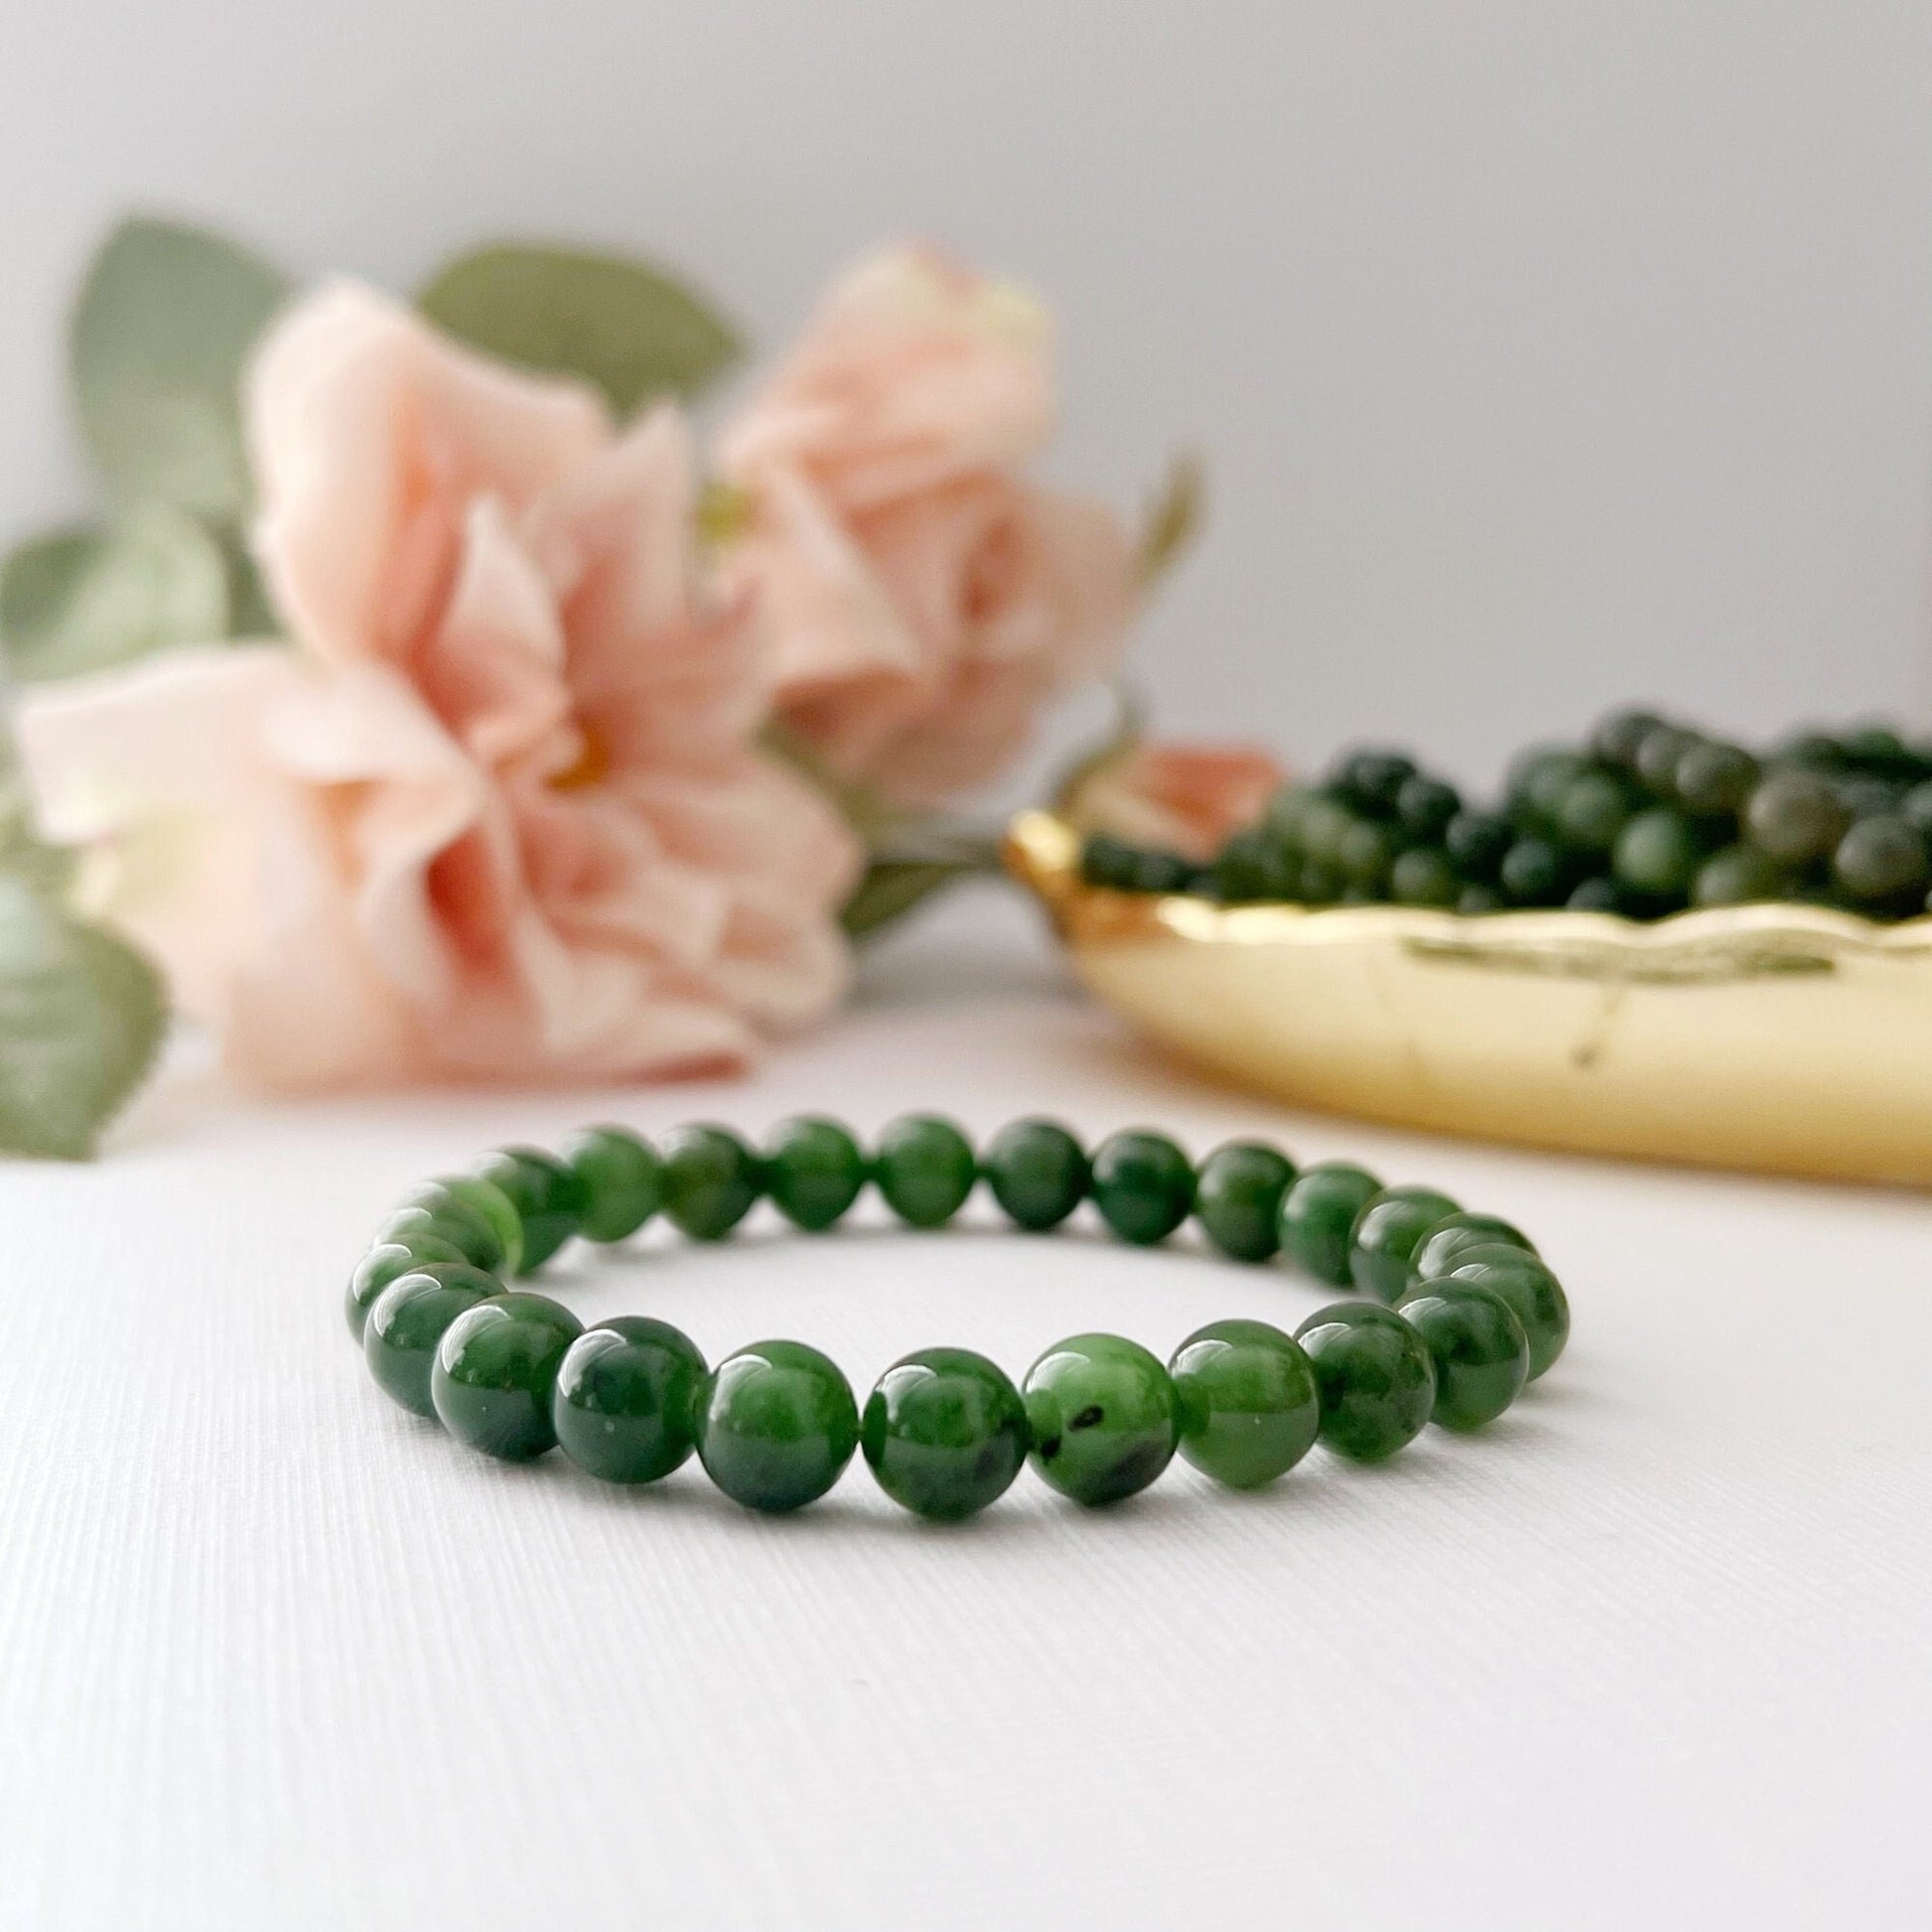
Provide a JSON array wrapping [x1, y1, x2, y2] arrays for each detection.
[[1278, 1163, 1382, 1286], [346, 1238, 465, 1343], [1023, 1332, 1177, 1505], [1410, 1211, 1536, 1286], [762, 1116, 867, 1232], [1192, 1141, 1297, 1263], [696, 1340, 860, 1512], [660, 1124, 763, 1241], [397, 1175, 523, 1275], [552, 1317, 707, 1483], [1089, 1129, 1194, 1246], [1348, 1185, 1461, 1302], [873, 1115, 978, 1227], [862, 1347, 1030, 1521], [983, 1119, 1090, 1232], [1397, 1282, 1529, 1430], [1295, 1302, 1437, 1462], [560, 1126, 661, 1243], [473, 1147, 591, 1272], [1447, 1244, 1571, 1379], [363, 1263, 502, 1417], [431, 1292, 584, 1460], [1170, 1318, 1320, 1488]]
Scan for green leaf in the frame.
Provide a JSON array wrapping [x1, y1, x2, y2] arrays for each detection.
[[70, 214, 290, 517], [0, 508, 229, 681], [0, 874, 167, 1159], [841, 860, 979, 941], [419, 243, 739, 417]]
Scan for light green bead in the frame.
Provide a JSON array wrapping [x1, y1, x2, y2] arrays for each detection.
[[1170, 1318, 1319, 1487]]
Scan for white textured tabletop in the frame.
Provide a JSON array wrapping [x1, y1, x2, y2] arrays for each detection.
[[4, 883, 1927, 1931]]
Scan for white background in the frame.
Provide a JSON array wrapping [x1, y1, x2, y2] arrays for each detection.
[[4, 2, 1932, 778]]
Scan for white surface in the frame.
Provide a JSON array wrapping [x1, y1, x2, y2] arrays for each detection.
[[5, 3, 1932, 773], [2, 882, 1928, 1930]]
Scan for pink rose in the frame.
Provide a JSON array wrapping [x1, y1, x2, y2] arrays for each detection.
[[1065, 742, 1287, 860], [720, 246, 1136, 807], [18, 281, 860, 1090]]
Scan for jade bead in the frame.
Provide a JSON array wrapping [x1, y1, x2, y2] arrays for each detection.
[[363, 1263, 502, 1417], [762, 1116, 868, 1232], [560, 1126, 662, 1243], [551, 1315, 706, 1483], [1410, 1211, 1536, 1285], [1295, 1302, 1437, 1462], [1023, 1332, 1177, 1506], [431, 1292, 584, 1460], [1170, 1318, 1319, 1489], [873, 1115, 978, 1227], [346, 1238, 466, 1342], [399, 1175, 523, 1275], [659, 1124, 763, 1241], [376, 1199, 500, 1275], [862, 1347, 1030, 1521], [696, 1340, 860, 1512], [1089, 1129, 1194, 1246], [473, 1147, 591, 1272], [1278, 1162, 1382, 1286], [1192, 1141, 1297, 1263], [1447, 1244, 1571, 1379], [983, 1119, 1090, 1232], [1612, 807, 1702, 900], [1397, 1282, 1529, 1429], [1348, 1185, 1461, 1302]]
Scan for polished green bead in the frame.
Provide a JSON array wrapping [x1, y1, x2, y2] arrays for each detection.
[[1410, 1211, 1535, 1285], [1295, 1302, 1437, 1462], [1747, 769, 1851, 864], [473, 1147, 591, 1272], [862, 1347, 1030, 1521], [1192, 1141, 1297, 1263], [1447, 1244, 1571, 1379], [559, 1126, 661, 1243], [1279, 1162, 1382, 1286], [1023, 1332, 1177, 1505], [1613, 806, 1702, 900], [346, 1238, 465, 1342], [1170, 1318, 1319, 1488], [659, 1124, 763, 1241], [1348, 1185, 1461, 1302], [696, 1339, 860, 1512], [1553, 769, 1632, 853], [1692, 844, 1789, 908], [1398, 1282, 1528, 1429], [873, 1114, 978, 1227], [762, 1116, 867, 1232], [983, 1119, 1090, 1232], [1089, 1129, 1194, 1245], [1833, 815, 1928, 905], [377, 1194, 499, 1275], [1389, 845, 1459, 906], [398, 1175, 523, 1275], [431, 1292, 584, 1460], [551, 1315, 706, 1483], [1675, 740, 1759, 816], [1500, 836, 1566, 905], [363, 1263, 501, 1417]]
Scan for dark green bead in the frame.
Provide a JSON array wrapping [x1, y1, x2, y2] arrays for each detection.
[[1553, 770, 1631, 853], [659, 1124, 763, 1241], [873, 1114, 978, 1227], [1448, 1245, 1571, 1380], [363, 1263, 501, 1417], [1411, 1211, 1535, 1285], [400, 1175, 523, 1275], [1455, 883, 1505, 914], [1170, 1319, 1319, 1488], [1901, 781, 1932, 837], [1389, 846, 1459, 906], [1500, 836, 1566, 905], [1674, 741, 1758, 816], [347, 1238, 465, 1343], [1299, 793, 1354, 867], [762, 1116, 867, 1231], [1395, 774, 1461, 842], [1089, 1129, 1194, 1245], [1632, 724, 1697, 797], [1692, 844, 1789, 908], [473, 1147, 591, 1272], [1397, 1282, 1529, 1429], [1566, 877, 1623, 913], [696, 1339, 860, 1512], [551, 1316, 706, 1483], [1333, 748, 1416, 815], [1024, 1332, 1177, 1506], [1444, 810, 1511, 879], [1833, 816, 1928, 906], [1348, 1185, 1461, 1302], [1507, 746, 1586, 823], [861, 1347, 1030, 1521], [1295, 1302, 1437, 1462], [1335, 817, 1393, 888], [1589, 707, 1666, 769], [1279, 1162, 1382, 1285], [431, 1292, 584, 1460], [559, 1126, 662, 1243], [1612, 807, 1701, 900], [983, 1119, 1089, 1231], [1746, 770, 1851, 864], [1080, 834, 1138, 889], [1193, 1141, 1297, 1263]]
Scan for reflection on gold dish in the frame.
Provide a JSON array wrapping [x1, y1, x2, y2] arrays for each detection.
[[1006, 810, 1932, 1187]]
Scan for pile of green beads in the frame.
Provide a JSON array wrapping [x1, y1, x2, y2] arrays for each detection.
[[1082, 711, 1932, 921], [346, 1118, 1570, 1521]]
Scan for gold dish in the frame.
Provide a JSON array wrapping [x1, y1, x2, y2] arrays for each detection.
[[1006, 809, 1932, 1187]]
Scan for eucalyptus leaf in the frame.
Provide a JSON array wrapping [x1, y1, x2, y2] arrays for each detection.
[[841, 859, 979, 940], [70, 215, 290, 516], [0, 875, 166, 1159], [0, 509, 229, 681], [419, 243, 739, 417]]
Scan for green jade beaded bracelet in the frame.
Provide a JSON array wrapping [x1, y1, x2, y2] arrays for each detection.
[[345, 1118, 1571, 1521]]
